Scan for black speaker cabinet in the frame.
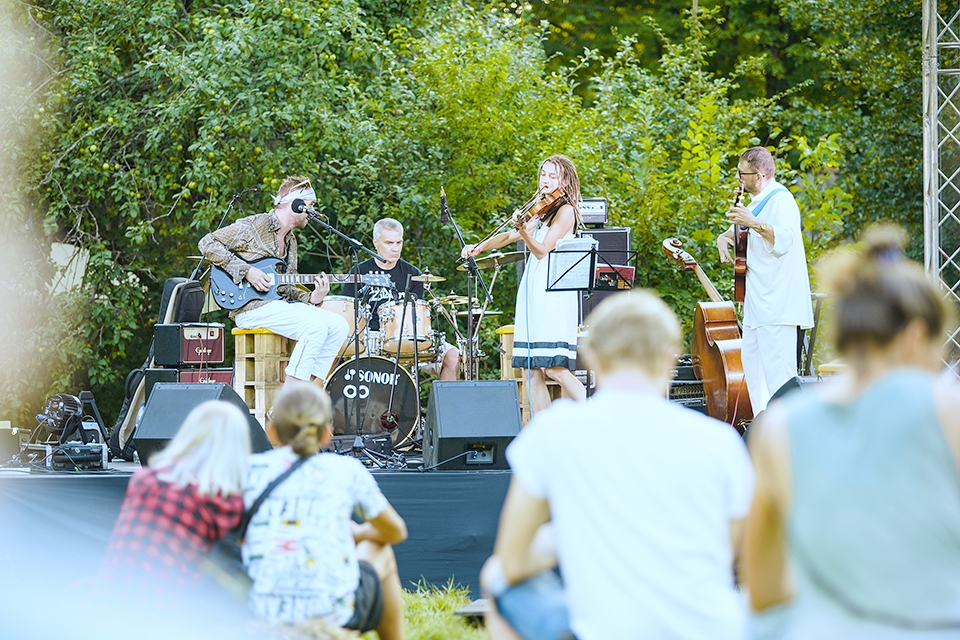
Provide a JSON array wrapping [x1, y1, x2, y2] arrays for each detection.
[[769, 375, 820, 404], [423, 381, 522, 471], [578, 228, 631, 323], [134, 383, 272, 463]]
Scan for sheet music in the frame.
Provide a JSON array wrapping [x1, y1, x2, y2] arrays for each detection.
[[548, 236, 598, 290]]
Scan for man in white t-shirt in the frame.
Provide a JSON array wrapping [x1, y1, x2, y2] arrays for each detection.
[[481, 291, 755, 640], [717, 147, 814, 413]]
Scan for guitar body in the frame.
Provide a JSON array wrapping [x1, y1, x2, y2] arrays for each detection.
[[692, 302, 753, 430], [210, 257, 391, 311], [733, 226, 747, 303]]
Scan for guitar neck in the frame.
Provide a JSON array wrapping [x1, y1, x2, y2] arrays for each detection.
[[275, 273, 357, 285], [693, 265, 725, 304]]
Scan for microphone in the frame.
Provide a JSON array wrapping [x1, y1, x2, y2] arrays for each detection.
[[379, 412, 398, 431], [292, 198, 325, 219], [439, 187, 450, 223]]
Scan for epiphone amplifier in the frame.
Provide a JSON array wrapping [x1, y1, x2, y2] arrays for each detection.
[[580, 198, 608, 226], [144, 368, 235, 403], [154, 323, 225, 367]]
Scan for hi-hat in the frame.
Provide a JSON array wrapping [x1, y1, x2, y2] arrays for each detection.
[[411, 274, 446, 283], [457, 251, 527, 271], [456, 309, 502, 316], [436, 295, 471, 305]]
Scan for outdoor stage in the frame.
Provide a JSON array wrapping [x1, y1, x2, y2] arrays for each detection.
[[0, 464, 511, 595]]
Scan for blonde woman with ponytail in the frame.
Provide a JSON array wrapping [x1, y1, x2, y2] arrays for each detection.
[[743, 226, 960, 638], [242, 382, 407, 640]]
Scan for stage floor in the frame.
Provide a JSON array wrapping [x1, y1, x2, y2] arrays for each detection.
[[0, 462, 510, 596]]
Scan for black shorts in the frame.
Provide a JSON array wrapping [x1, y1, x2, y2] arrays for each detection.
[[344, 560, 383, 633]]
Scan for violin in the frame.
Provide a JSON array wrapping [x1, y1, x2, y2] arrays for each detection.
[[469, 187, 569, 253], [732, 180, 747, 303], [512, 187, 568, 231]]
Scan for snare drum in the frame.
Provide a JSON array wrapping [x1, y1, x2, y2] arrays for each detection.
[[378, 299, 434, 355], [320, 295, 368, 355]]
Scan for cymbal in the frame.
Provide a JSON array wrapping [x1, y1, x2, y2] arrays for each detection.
[[436, 295, 471, 305], [186, 255, 205, 260], [456, 309, 502, 316], [457, 251, 527, 271], [411, 274, 446, 283]]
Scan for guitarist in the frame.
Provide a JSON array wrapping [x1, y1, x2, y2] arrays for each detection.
[[715, 148, 814, 414], [198, 176, 349, 385]]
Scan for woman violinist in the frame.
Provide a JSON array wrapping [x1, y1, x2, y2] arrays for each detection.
[[462, 155, 586, 413]]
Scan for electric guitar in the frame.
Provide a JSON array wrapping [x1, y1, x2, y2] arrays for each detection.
[[210, 257, 392, 311]]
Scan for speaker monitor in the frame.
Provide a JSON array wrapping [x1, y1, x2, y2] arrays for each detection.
[[577, 228, 632, 323], [769, 375, 820, 404], [423, 381, 522, 471], [134, 383, 272, 463]]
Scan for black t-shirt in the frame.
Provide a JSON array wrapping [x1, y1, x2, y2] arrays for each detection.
[[343, 258, 423, 331]]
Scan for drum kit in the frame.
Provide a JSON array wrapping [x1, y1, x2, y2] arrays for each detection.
[[323, 253, 526, 460]]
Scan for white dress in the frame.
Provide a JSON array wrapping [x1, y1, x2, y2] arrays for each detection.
[[512, 222, 579, 370]]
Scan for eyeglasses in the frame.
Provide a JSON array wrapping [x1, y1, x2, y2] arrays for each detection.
[[737, 169, 760, 178]]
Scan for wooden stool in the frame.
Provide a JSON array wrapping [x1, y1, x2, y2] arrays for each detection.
[[232, 328, 295, 427], [496, 325, 522, 380], [497, 325, 563, 424], [818, 359, 847, 376]]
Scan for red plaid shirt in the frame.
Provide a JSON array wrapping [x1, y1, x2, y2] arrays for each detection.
[[102, 467, 243, 587]]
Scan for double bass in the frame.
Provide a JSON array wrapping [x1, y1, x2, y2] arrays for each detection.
[[662, 238, 752, 431]]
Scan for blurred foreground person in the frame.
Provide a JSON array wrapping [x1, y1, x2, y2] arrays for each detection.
[[102, 399, 251, 586], [481, 291, 754, 640], [243, 382, 407, 640], [743, 226, 960, 638]]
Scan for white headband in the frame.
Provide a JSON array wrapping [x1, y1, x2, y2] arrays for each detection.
[[274, 186, 317, 206]]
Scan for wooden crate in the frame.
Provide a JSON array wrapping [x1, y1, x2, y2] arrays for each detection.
[[232, 328, 294, 427]]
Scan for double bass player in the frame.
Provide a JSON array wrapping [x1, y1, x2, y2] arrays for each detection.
[[716, 147, 814, 414]]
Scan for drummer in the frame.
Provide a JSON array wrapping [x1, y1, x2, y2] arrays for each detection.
[[343, 218, 460, 380]]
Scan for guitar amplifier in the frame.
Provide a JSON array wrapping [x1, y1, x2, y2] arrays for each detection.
[[154, 323, 225, 367], [145, 368, 234, 403], [580, 198, 608, 226]]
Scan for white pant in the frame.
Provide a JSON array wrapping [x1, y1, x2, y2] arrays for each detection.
[[236, 300, 350, 382], [741, 325, 798, 414]]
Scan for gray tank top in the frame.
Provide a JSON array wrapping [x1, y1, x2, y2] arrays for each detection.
[[785, 369, 960, 634]]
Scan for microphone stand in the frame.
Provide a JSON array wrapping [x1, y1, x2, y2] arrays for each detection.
[[307, 212, 385, 452], [441, 188, 492, 380], [190, 187, 259, 281]]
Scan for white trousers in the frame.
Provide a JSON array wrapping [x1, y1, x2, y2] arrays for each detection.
[[741, 324, 798, 414], [236, 300, 350, 382]]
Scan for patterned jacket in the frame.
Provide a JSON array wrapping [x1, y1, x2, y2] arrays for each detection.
[[198, 211, 312, 318]]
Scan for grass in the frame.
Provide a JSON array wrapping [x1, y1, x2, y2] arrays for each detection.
[[392, 582, 487, 640], [257, 581, 487, 640]]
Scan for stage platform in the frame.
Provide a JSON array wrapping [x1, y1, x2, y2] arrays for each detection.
[[0, 463, 510, 596]]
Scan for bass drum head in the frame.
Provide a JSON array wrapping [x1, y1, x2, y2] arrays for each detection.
[[325, 356, 418, 445]]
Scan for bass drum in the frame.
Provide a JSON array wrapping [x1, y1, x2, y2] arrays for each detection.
[[325, 356, 419, 445]]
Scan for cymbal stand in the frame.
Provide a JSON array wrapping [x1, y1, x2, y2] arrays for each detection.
[[440, 188, 492, 380], [306, 212, 384, 443], [381, 275, 417, 433]]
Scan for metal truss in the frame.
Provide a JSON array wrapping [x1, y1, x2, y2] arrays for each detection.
[[923, 0, 960, 370]]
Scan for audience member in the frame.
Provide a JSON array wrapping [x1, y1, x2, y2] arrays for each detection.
[[481, 291, 755, 640], [102, 399, 251, 587], [243, 382, 407, 640], [743, 226, 960, 637]]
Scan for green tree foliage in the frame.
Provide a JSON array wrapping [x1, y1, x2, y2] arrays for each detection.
[[5, 0, 854, 427]]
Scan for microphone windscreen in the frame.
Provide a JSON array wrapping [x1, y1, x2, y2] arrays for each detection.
[[291, 198, 306, 213]]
